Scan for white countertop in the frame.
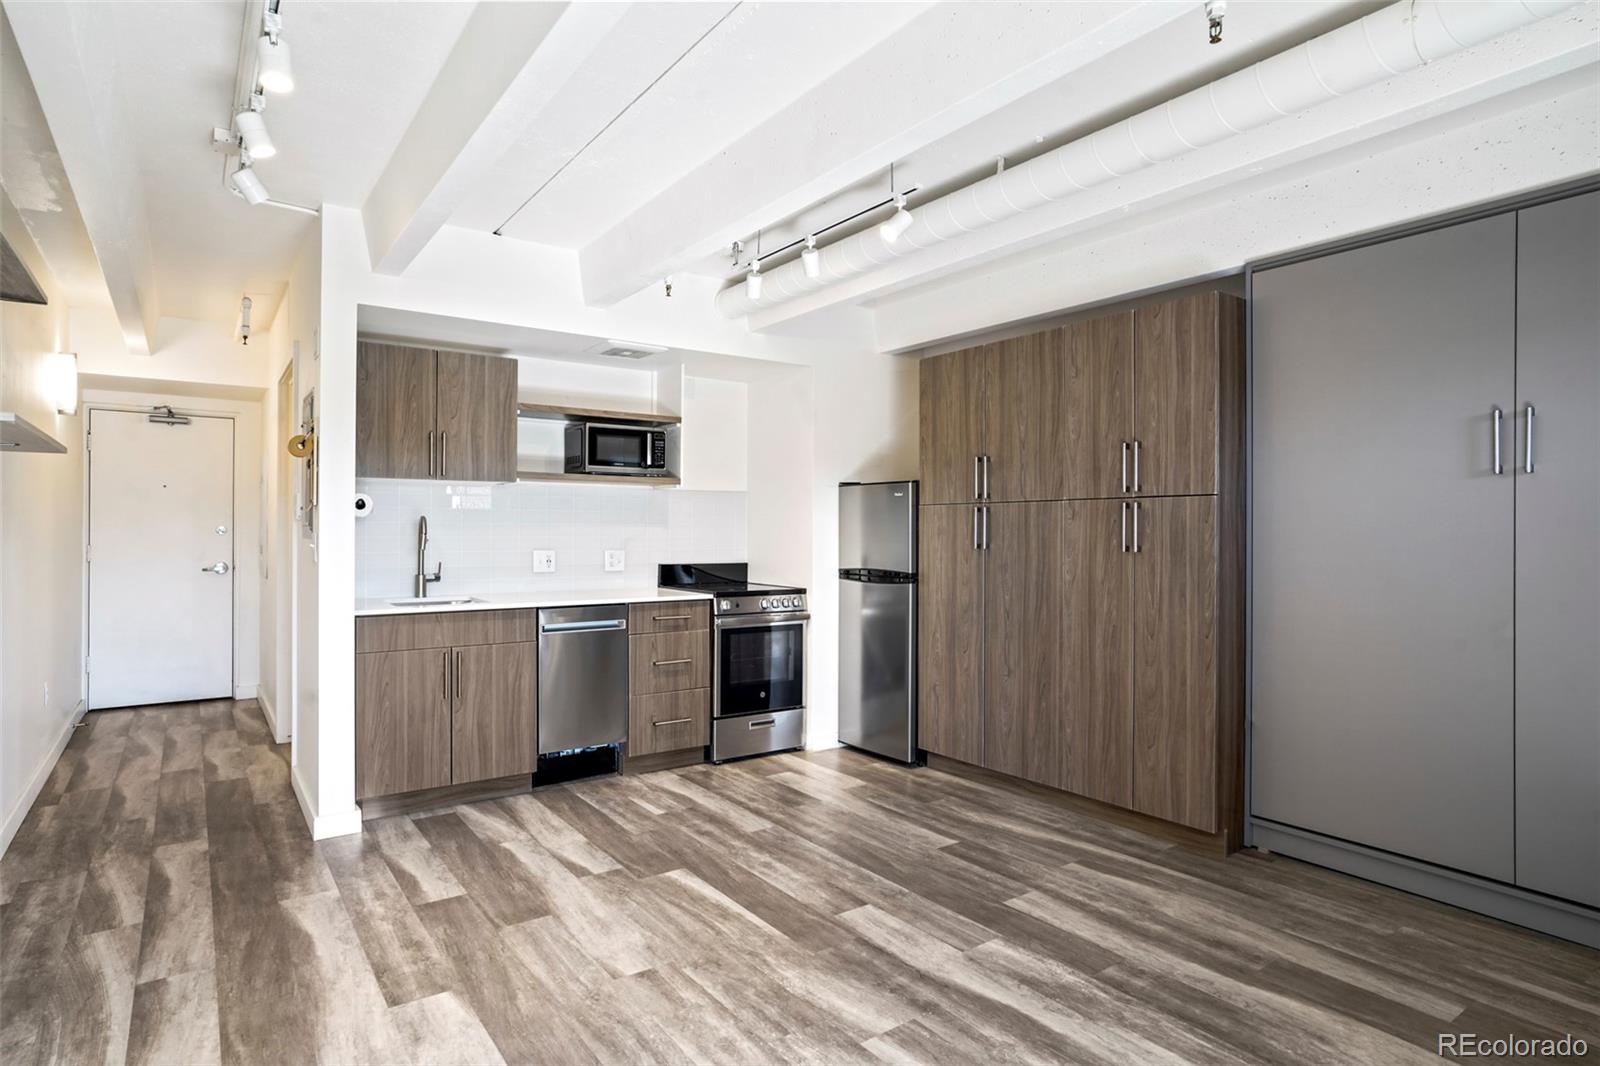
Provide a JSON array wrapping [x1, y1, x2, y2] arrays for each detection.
[[354, 587, 711, 617]]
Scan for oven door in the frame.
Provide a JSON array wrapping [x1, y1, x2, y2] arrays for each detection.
[[585, 423, 657, 471], [714, 613, 807, 718]]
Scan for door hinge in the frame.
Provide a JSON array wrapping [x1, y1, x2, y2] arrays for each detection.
[[85, 543, 92, 563], [85, 433, 91, 451]]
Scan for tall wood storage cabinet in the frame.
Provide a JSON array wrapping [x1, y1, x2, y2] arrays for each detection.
[[1251, 189, 1600, 944], [918, 291, 1245, 844]]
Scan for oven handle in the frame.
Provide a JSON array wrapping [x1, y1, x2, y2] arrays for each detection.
[[715, 612, 810, 629]]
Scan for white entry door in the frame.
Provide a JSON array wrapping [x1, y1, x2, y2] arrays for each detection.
[[88, 408, 234, 709]]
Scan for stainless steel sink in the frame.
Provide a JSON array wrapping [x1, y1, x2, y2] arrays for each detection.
[[387, 596, 483, 608]]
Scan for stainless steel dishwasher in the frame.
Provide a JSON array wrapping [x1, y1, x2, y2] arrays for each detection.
[[537, 604, 629, 754]]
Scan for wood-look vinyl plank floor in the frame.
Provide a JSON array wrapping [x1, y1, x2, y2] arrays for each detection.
[[1, 699, 1593, 1066]]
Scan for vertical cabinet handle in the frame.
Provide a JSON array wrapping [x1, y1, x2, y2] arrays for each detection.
[[1121, 501, 1130, 553], [973, 456, 982, 501], [981, 506, 990, 551], [1132, 501, 1141, 554], [1492, 406, 1504, 475], [982, 455, 991, 500], [1132, 440, 1142, 492], [454, 650, 462, 699], [1525, 404, 1535, 474], [441, 431, 448, 477], [428, 430, 436, 477], [972, 506, 981, 550], [442, 651, 449, 702], [1121, 441, 1130, 494]]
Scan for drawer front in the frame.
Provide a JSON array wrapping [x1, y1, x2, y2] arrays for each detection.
[[358, 609, 537, 651], [630, 631, 711, 694], [629, 601, 710, 635], [629, 688, 709, 755], [713, 708, 805, 761]]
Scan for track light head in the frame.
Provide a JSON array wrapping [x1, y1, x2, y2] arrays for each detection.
[[801, 235, 820, 279], [230, 163, 269, 205], [235, 107, 275, 159], [745, 262, 763, 300], [257, 33, 295, 93], [878, 195, 913, 244]]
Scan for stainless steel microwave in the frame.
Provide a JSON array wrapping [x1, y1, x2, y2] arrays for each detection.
[[564, 421, 669, 475]]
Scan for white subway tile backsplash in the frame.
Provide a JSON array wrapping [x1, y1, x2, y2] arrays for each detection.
[[355, 479, 746, 600]]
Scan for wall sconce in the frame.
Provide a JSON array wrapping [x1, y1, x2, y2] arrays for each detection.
[[47, 352, 79, 415]]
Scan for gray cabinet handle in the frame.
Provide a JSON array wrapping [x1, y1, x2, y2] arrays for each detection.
[[653, 614, 692, 621], [1132, 501, 1141, 554], [1121, 441, 1130, 493], [981, 506, 990, 551], [454, 650, 462, 699], [1525, 403, 1535, 474], [973, 506, 981, 550], [1493, 406, 1504, 474], [428, 430, 435, 477], [1121, 501, 1130, 553], [1132, 440, 1142, 492], [973, 456, 982, 500], [653, 658, 693, 667], [652, 717, 693, 728], [982, 455, 991, 499], [442, 651, 449, 702], [441, 431, 448, 476]]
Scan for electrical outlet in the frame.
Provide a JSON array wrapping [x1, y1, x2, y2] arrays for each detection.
[[604, 550, 625, 573], [532, 550, 556, 573]]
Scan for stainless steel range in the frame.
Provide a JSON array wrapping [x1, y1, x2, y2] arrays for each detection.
[[658, 564, 807, 762]]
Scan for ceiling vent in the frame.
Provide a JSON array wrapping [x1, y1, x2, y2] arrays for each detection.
[[595, 340, 669, 360]]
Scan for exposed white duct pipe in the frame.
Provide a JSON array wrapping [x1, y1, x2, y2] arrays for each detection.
[[716, 0, 1581, 318]]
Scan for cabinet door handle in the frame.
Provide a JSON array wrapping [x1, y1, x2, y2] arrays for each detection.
[[1121, 441, 1130, 494], [1525, 403, 1535, 474], [1132, 440, 1142, 492], [442, 651, 449, 702], [973, 456, 982, 500], [441, 431, 448, 477], [652, 717, 693, 728], [982, 455, 991, 499], [1132, 501, 1141, 553], [454, 650, 462, 699], [428, 430, 436, 477], [1492, 407, 1504, 475], [653, 658, 693, 667], [1121, 501, 1130, 553], [981, 506, 990, 551], [973, 506, 981, 550], [653, 614, 692, 621]]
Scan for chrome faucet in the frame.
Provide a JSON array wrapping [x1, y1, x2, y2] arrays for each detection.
[[415, 515, 442, 598]]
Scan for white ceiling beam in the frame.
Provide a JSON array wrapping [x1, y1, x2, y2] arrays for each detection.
[[575, 1, 1193, 308], [6, 1, 157, 355], [361, 2, 632, 276]]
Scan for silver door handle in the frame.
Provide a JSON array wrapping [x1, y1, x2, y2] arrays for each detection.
[[1121, 441, 1130, 494], [749, 719, 776, 730], [428, 430, 436, 477], [455, 650, 462, 699], [653, 614, 692, 621], [980, 506, 990, 551], [981, 455, 991, 500], [973, 456, 982, 500], [1121, 501, 1129, 553], [653, 717, 693, 728], [1525, 404, 1535, 474], [1132, 440, 1142, 492], [653, 658, 693, 667], [1492, 406, 1504, 474], [972, 506, 981, 550], [443, 651, 449, 702], [1132, 501, 1141, 554], [440, 431, 448, 476], [202, 562, 231, 574]]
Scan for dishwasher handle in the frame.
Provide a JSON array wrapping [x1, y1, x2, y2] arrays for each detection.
[[540, 619, 628, 634]]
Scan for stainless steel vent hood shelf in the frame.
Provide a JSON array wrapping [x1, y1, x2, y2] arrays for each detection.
[[0, 412, 68, 454]]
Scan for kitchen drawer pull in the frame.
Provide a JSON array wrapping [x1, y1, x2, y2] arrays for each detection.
[[652, 717, 693, 728], [749, 719, 777, 730], [653, 657, 694, 666], [653, 614, 692, 621]]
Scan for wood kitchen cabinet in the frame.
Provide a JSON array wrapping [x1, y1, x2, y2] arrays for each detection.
[[627, 604, 710, 759], [916, 288, 1242, 845], [356, 611, 537, 801], [356, 340, 517, 483]]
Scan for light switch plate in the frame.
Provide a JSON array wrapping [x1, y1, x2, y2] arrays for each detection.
[[604, 550, 625, 572], [533, 550, 556, 573]]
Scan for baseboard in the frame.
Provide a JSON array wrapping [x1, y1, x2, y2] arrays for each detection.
[[0, 700, 86, 857], [233, 682, 259, 700], [1250, 818, 1600, 950], [256, 687, 280, 742], [290, 764, 363, 841]]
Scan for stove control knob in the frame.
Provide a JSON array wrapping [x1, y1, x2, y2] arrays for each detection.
[[720, 600, 732, 611], [782, 597, 794, 608], [759, 598, 770, 609]]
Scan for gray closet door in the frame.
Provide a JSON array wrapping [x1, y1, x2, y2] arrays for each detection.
[[1252, 214, 1516, 882], [1515, 191, 1600, 907]]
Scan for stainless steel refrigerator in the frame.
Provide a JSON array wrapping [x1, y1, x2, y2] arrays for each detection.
[[838, 480, 917, 763]]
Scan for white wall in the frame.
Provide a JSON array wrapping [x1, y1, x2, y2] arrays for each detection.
[[680, 376, 748, 493], [355, 480, 745, 599], [70, 306, 277, 390], [0, 191, 85, 854]]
